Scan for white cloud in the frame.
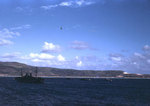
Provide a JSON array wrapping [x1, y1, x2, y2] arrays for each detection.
[[57, 54, 65, 61], [31, 59, 43, 62], [70, 41, 91, 50], [59, 1, 73, 6], [75, 56, 79, 60], [109, 53, 123, 62], [134, 52, 145, 59], [61, 0, 94, 7], [1, 52, 20, 59], [133, 62, 137, 65], [0, 28, 20, 38], [111, 57, 122, 61], [10, 24, 31, 30], [28, 53, 67, 67], [41, 0, 95, 10], [76, 0, 84, 6], [15, 7, 33, 13], [16, 7, 23, 12], [0, 52, 24, 62], [0, 39, 13, 46], [76, 0, 94, 6], [0, 28, 20, 46], [42, 42, 61, 53], [147, 59, 150, 64], [29, 53, 55, 60], [29, 52, 66, 64], [41, 5, 58, 10], [77, 61, 83, 67]]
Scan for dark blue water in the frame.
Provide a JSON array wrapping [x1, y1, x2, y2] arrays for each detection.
[[0, 78, 150, 106]]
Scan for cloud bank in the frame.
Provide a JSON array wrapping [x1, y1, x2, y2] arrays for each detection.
[[1, 43, 150, 74]]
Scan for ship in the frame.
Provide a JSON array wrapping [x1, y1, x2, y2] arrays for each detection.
[[15, 67, 44, 83]]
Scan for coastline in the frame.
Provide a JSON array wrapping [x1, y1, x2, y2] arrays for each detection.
[[0, 75, 150, 79]]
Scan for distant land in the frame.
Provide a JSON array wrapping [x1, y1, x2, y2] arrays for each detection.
[[0, 61, 150, 78]]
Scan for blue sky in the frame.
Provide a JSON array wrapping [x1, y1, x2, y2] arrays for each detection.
[[0, 0, 150, 74]]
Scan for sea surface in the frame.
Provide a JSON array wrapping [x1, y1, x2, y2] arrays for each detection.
[[0, 77, 150, 106]]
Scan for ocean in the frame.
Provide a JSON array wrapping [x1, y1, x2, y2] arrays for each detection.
[[0, 77, 150, 106]]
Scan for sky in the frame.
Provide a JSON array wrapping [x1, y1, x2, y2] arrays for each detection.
[[0, 0, 150, 74]]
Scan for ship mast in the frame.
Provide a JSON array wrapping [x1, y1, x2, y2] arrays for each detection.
[[21, 68, 23, 77], [35, 67, 38, 77]]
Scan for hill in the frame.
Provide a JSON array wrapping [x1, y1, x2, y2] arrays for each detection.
[[0, 61, 124, 77]]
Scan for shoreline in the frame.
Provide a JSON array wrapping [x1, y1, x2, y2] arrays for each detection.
[[0, 75, 150, 79]]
